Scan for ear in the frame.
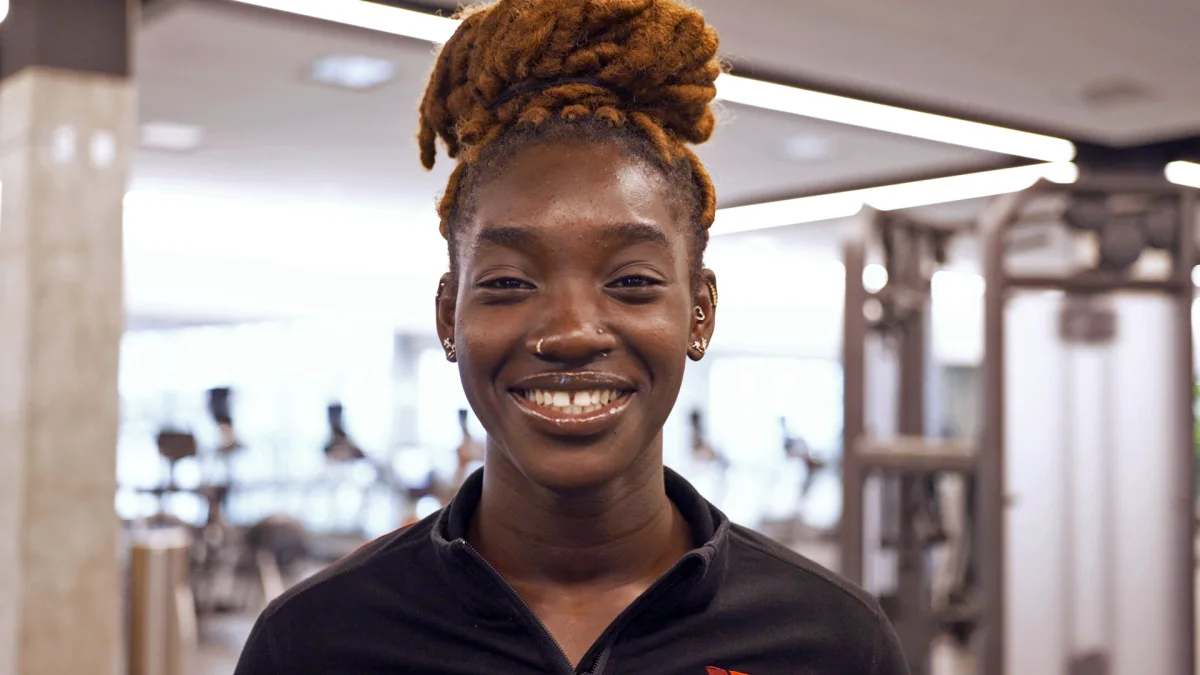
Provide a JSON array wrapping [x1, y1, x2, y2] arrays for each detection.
[[687, 269, 717, 362], [435, 273, 457, 360]]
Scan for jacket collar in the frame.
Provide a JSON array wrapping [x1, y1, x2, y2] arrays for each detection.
[[431, 467, 731, 620]]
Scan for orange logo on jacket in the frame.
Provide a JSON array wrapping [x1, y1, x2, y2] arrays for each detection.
[[706, 668, 751, 675]]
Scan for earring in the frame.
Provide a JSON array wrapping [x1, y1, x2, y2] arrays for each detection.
[[691, 337, 708, 355], [443, 338, 456, 362], [694, 306, 707, 322], [706, 280, 718, 309]]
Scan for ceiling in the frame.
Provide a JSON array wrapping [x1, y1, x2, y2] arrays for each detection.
[[410, 0, 1200, 146], [133, 0, 996, 210], [125, 0, 1199, 333]]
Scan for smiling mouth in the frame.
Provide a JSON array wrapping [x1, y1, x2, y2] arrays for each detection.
[[514, 389, 633, 415]]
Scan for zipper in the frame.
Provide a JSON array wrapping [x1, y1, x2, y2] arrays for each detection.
[[457, 539, 578, 675], [457, 538, 703, 675]]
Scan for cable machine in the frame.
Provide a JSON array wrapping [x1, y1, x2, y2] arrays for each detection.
[[978, 173, 1195, 675], [844, 172, 1197, 675], [842, 210, 977, 675]]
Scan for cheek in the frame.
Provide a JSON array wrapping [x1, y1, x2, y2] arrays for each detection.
[[619, 301, 692, 377], [454, 314, 512, 393]]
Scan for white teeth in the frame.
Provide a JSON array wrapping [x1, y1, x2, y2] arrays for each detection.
[[521, 389, 625, 414]]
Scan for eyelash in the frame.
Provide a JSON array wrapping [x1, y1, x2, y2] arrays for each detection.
[[479, 275, 662, 290], [608, 275, 663, 289], [479, 277, 534, 291]]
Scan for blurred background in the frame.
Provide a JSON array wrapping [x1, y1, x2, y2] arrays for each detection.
[[1, 1, 1199, 674]]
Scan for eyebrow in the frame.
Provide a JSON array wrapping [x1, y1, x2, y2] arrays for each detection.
[[599, 222, 671, 253], [472, 225, 536, 253], [472, 222, 672, 255]]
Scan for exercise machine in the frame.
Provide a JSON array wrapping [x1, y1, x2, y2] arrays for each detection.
[[978, 173, 1196, 675], [842, 210, 977, 675], [845, 171, 1198, 675]]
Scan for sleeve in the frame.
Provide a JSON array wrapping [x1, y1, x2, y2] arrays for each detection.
[[870, 612, 909, 675], [233, 612, 279, 675]]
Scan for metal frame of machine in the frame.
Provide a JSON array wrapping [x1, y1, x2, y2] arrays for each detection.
[[977, 175, 1196, 675], [842, 173, 1197, 675]]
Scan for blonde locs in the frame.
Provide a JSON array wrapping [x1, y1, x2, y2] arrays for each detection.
[[417, 0, 722, 240]]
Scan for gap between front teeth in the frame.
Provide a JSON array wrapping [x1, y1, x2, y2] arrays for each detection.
[[521, 389, 621, 414]]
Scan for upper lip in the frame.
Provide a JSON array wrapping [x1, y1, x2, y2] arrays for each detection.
[[509, 371, 637, 392]]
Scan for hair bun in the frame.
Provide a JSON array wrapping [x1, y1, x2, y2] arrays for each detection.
[[419, 0, 722, 169]]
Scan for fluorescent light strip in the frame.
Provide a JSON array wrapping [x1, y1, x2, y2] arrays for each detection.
[[711, 162, 1077, 237], [715, 75, 1075, 163], [230, 0, 1076, 161], [1165, 161, 1200, 189], [230, 0, 459, 43]]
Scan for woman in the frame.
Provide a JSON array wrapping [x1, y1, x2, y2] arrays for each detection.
[[235, 0, 906, 673]]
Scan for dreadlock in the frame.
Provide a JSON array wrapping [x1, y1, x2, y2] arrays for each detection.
[[417, 0, 722, 279]]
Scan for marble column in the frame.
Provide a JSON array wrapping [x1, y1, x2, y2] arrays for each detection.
[[0, 3, 135, 673]]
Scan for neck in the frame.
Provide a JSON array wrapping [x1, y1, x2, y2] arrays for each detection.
[[468, 442, 690, 588]]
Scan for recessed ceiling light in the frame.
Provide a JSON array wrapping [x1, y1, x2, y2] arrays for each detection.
[[776, 134, 835, 163], [140, 122, 205, 152], [310, 54, 397, 91]]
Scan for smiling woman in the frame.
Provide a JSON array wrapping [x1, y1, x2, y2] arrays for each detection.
[[235, 1, 906, 674]]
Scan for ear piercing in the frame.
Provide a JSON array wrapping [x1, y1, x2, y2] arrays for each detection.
[[691, 337, 708, 355], [706, 280, 718, 309], [694, 306, 707, 322], [443, 338, 457, 362]]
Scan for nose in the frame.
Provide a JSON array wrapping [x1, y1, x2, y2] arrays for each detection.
[[527, 283, 617, 366]]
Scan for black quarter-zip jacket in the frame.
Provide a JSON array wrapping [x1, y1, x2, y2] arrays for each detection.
[[235, 469, 907, 675]]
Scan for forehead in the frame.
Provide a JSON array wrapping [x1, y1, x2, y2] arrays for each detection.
[[462, 141, 686, 258]]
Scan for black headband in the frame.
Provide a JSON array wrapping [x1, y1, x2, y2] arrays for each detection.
[[487, 76, 612, 110]]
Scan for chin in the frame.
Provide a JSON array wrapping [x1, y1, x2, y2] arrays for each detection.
[[505, 433, 651, 497]]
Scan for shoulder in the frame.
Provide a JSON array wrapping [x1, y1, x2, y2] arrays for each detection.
[[722, 525, 907, 674], [260, 515, 436, 625], [726, 524, 885, 619]]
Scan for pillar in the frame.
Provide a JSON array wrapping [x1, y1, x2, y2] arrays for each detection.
[[0, 1, 136, 674]]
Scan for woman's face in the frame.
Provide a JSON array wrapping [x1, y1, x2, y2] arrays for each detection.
[[436, 139, 716, 493]]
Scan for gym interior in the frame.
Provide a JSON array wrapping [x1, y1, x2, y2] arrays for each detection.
[[2, 1, 1199, 674]]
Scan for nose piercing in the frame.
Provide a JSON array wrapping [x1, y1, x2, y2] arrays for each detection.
[[536, 337, 545, 355], [694, 306, 706, 322]]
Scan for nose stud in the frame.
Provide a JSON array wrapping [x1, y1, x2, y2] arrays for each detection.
[[536, 338, 545, 356]]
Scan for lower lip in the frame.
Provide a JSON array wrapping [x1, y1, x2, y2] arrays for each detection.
[[510, 392, 634, 436]]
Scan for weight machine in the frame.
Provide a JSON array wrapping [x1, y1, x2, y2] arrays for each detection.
[[843, 171, 1198, 675], [978, 173, 1195, 675], [842, 210, 977, 675]]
